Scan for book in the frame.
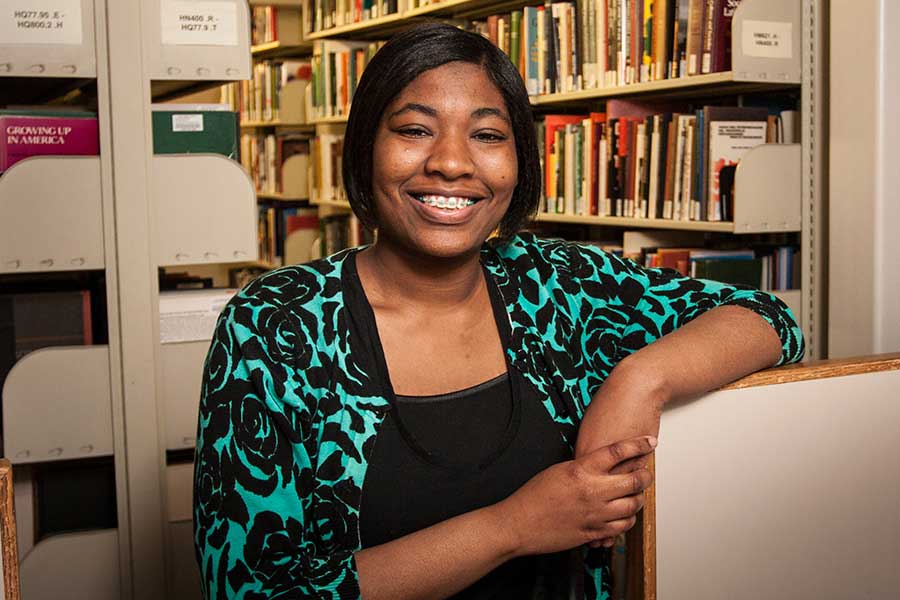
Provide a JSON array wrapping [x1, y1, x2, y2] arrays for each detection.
[[711, 0, 744, 72], [284, 209, 320, 266], [704, 106, 768, 220], [685, 0, 706, 74], [151, 104, 240, 161], [692, 256, 763, 288], [0, 111, 99, 173], [543, 114, 587, 212]]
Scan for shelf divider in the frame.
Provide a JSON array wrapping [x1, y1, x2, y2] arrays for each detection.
[[2, 345, 113, 464], [733, 144, 801, 234], [732, 0, 802, 83], [0, 156, 104, 274], [153, 154, 258, 266], [19, 529, 119, 600]]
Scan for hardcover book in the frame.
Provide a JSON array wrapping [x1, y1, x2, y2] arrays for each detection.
[[151, 104, 240, 161], [705, 106, 767, 220], [0, 111, 99, 173]]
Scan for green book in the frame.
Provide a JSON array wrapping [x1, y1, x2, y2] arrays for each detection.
[[151, 105, 239, 161], [692, 258, 763, 288], [510, 11, 521, 68], [573, 126, 583, 215]]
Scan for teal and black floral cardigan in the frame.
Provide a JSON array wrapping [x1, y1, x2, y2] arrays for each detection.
[[193, 233, 804, 599]]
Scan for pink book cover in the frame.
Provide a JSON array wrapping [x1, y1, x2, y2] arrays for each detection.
[[0, 115, 99, 172]]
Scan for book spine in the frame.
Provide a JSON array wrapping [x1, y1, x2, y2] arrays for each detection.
[[712, 0, 742, 72], [701, 0, 716, 73]]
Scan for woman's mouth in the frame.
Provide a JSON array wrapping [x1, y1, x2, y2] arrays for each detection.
[[413, 194, 481, 210]]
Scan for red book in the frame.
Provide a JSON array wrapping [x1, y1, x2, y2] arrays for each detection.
[[0, 113, 99, 173], [712, 0, 744, 72], [544, 114, 587, 201], [588, 112, 606, 215]]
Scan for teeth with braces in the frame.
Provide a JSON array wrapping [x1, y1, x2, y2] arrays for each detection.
[[416, 194, 476, 209]]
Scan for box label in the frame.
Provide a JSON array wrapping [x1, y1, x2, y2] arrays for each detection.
[[160, 0, 238, 47], [742, 20, 793, 60], [0, 0, 83, 45], [172, 114, 204, 132]]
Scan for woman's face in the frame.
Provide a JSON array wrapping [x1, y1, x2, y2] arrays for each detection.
[[370, 61, 518, 259]]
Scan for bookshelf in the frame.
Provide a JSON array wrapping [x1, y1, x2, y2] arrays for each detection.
[[304, 0, 824, 359], [535, 143, 801, 233], [1, 0, 254, 597]]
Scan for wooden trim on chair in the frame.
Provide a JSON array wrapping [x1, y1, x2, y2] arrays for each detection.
[[0, 459, 20, 600]]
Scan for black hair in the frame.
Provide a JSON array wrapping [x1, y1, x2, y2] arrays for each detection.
[[342, 22, 541, 239]]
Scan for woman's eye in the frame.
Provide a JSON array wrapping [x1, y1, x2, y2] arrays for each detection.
[[397, 127, 429, 138], [473, 131, 508, 143]]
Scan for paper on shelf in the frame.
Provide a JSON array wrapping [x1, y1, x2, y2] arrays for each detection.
[[159, 289, 236, 344], [0, 0, 83, 45], [742, 20, 793, 60], [160, 0, 238, 47]]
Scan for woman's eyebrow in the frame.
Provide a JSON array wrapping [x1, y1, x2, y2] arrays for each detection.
[[388, 103, 437, 119], [471, 107, 510, 124]]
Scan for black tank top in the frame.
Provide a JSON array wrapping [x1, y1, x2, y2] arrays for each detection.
[[345, 253, 577, 598]]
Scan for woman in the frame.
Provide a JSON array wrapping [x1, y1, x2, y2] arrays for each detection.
[[193, 23, 804, 599]]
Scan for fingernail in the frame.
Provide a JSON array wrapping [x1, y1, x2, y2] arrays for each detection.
[[647, 436, 658, 448]]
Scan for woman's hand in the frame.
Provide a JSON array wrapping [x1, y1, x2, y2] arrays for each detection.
[[491, 435, 656, 557]]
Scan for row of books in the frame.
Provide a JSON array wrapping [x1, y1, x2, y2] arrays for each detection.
[[251, 6, 285, 46], [311, 40, 384, 119], [240, 131, 311, 196], [254, 205, 371, 268], [305, 0, 399, 34], [310, 130, 346, 204], [537, 100, 797, 222], [636, 245, 800, 291], [475, 0, 746, 95], [222, 61, 312, 124], [302, 0, 746, 94], [0, 105, 246, 174]]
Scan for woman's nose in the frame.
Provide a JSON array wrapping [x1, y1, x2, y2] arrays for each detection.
[[424, 131, 475, 179]]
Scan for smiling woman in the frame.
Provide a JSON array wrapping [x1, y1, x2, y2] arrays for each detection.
[[193, 23, 805, 600]]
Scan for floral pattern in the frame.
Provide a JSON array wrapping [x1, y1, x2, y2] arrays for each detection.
[[194, 233, 804, 599]]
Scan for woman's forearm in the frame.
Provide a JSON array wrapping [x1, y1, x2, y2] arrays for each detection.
[[623, 304, 783, 401], [355, 504, 517, 600], [576, 305, 783, 455]]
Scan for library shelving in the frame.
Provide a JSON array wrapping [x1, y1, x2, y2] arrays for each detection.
[[2, 0, 255, 598], [536, 144, 801, 233], [312, 197, 353, 210], [241, 119, 313, 129], [303, 0, 825, 361]]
